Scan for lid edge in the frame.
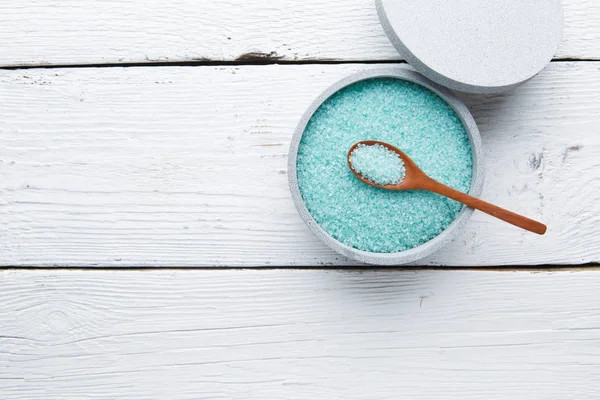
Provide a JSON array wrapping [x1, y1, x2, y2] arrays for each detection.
[[375, 0, 559, 94]]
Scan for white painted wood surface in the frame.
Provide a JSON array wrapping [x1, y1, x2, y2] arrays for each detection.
[[0, 0, 599, 67], [1, 1, 599, 398], [1, 269, 599, 399], [1, 62, 599, 266]]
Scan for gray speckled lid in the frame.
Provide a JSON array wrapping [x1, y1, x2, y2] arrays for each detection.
[[376, 0, 563, 93]]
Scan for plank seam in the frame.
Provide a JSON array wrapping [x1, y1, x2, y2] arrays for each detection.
[[0, 264, 599, 271], [0, 58, 597, 70]]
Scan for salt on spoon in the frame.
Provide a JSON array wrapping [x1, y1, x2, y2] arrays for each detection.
[[348, 140, 547, 235]]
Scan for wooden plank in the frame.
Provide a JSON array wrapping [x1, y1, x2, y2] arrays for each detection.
[[1, 62, 599, 267], [1, 269, 599, 399], [0, 0, 599, 67]]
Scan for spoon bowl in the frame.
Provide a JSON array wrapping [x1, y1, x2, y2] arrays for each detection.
[[348, 140, 428, 191], [348, 140, 547, 235]]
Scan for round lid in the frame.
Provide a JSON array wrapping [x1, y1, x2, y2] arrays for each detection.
[[376, 0, 563, 93]]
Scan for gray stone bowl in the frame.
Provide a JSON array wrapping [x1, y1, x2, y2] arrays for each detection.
[[288, 67, 485, 265]]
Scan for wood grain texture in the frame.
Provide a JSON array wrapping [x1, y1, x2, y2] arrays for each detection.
[[0, 0, 599, 67], [1, 269, 599, 399], [1, 62, 599, 267]]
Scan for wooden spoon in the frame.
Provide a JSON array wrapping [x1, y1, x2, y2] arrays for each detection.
[[348, 140, 547, 235]]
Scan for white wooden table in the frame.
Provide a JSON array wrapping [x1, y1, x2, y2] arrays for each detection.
[[1, 1, 599, 398]]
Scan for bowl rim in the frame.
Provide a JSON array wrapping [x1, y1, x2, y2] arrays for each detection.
[[287, 66, 485, 265]]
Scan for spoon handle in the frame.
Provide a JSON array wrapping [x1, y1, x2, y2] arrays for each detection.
[[420, 178, 547, 235]]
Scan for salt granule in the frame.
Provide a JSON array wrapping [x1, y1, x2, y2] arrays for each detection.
[[349, 143, 406, 185]]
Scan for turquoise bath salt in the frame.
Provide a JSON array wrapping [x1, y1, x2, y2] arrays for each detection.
[[349, 143, 406, 185], [296, 78, 473, 253]]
